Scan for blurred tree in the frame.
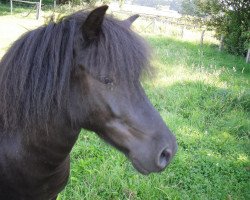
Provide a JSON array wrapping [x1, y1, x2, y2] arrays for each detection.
[[182, 0, 250, 56], [169, 0, 182, 12]]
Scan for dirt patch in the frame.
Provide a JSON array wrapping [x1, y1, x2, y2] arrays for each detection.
[[0, 16, 43, 57]]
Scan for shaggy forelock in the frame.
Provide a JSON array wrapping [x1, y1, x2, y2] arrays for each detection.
[[71, 13, 151, 84], [0, 10, 151, 130]]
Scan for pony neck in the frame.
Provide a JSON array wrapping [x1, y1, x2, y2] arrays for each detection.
[[23, 113, 81, 167]]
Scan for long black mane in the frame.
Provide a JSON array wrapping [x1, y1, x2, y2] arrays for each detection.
[[0, 11, 150, 130]]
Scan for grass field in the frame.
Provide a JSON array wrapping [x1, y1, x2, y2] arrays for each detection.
[[0, 10, 249, 200]]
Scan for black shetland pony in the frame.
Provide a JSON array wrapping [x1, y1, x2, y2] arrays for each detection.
[[0, 6, 177, 200]]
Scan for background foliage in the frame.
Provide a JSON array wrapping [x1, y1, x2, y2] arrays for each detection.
[[176, 0, 250, 56]]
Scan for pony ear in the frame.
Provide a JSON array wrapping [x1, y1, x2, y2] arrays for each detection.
[[82, 5, 108, 40], [123, 14, 139, 27]]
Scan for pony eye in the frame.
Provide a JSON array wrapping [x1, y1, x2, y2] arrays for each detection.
[[101, 77, 113, 85]]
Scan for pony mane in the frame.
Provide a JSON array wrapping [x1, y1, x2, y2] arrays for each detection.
[[0, 10, 151, 130]]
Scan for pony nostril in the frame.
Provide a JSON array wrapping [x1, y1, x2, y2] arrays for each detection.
[[158, 148, 172, 169]]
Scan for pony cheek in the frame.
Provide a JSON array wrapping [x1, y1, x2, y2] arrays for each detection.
[[100, 119, 139, 152]]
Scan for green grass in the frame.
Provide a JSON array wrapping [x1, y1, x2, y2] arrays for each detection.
[[57, 37, 250, 199]]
